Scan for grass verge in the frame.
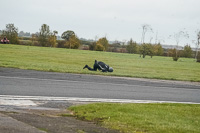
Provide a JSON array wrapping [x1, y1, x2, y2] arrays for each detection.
[[0, 44, 200, 81], [69, 103, 200, 133]]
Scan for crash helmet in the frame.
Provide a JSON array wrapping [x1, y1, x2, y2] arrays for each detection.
[[108, 67, 113, 72]]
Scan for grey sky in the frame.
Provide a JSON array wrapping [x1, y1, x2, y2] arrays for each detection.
[[0, 0, 200, 47]]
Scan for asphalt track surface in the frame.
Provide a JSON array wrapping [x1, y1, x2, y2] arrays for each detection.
[[0, 67, 200, 103]]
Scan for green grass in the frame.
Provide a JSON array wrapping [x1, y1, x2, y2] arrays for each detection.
[[69, 103, 200, 133], [0, 44, 200, 81]]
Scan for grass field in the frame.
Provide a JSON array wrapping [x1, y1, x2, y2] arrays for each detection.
[[69, 103, 200, 133], [0, 44, 200, 81], [1, 44, 200, 132]]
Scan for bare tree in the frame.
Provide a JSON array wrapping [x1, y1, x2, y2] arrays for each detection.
[[141, 24, 153, 44], [169, 30, 189, 61]]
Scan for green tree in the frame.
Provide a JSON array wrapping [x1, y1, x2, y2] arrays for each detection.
[[139, 43, 155, 58], [183, 45, 192, 58], [2, 23, 19, 44], [126, 39, 137, 54], [96, 37, 109, 51], [61, 30, 75, 41], [154, 43, 164, 56], [139, 43, 149, 58], [147, 44, 154, 58], [38, 24, 51, 47]]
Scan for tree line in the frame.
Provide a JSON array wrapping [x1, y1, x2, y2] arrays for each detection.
[[1, 23, 199, 62]]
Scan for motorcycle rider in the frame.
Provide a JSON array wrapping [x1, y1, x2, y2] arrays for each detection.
[[83, 60, 113, 72]]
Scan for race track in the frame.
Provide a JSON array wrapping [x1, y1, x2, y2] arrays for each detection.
[[0, 68, 200, 103]]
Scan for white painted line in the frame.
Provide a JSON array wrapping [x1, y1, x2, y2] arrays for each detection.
[[0, 95, 199, 105], [0, 99, 36, 106]]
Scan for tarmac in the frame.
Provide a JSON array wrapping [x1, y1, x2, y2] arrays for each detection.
[[0, 99, 119, 133]]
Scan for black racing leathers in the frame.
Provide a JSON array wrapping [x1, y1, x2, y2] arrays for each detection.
[[83, 60, 110, 72]]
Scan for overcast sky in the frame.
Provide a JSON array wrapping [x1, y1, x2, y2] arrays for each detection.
[[0, 0, 200, 47]]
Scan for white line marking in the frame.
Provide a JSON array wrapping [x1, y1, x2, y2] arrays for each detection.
[[0, 95, 199, 105], [0, 99, 36, 106]]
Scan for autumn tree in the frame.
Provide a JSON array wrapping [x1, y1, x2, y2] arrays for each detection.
[[96, 37, 109, 51], [48, 30, 58, 47], [2, 23, 19, 44], [95, 43, 104, 51], [61, 30, 80, 49], [64, 35, 81, 49], [171, 48, 180, 61]]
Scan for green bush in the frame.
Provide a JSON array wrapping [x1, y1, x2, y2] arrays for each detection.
[[19, 40, 33, 46], [172, 48, 179, 61], [95, 43, 104, 51], [57, 40, 66, 48], [173, 56, 179, 61], [89, 42, 96, 50]]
